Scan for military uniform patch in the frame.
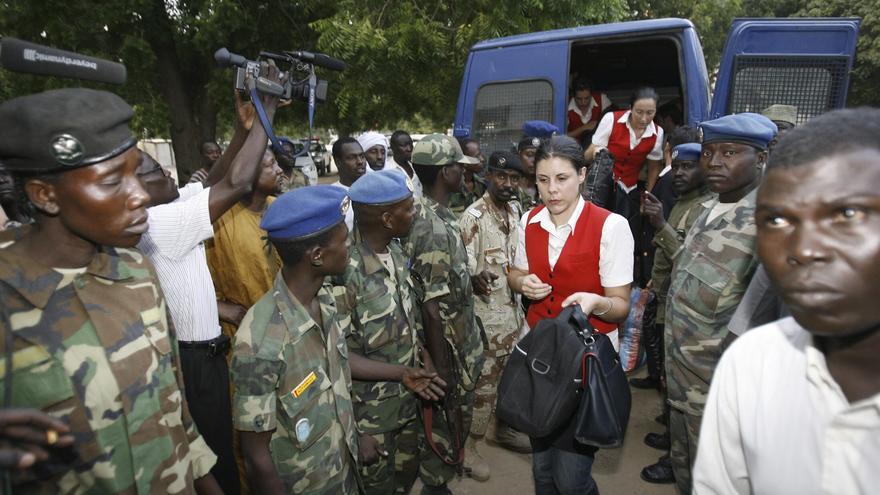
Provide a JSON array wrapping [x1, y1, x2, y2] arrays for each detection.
[[295, 418, 311, 443], [293, 371, 317, 398]]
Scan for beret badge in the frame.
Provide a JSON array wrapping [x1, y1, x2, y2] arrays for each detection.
[[339, 196, 351, 216], [51, 134, 85, 167]]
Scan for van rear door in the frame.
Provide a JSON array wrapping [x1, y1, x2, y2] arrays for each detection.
[[710, 17, 860, 122]]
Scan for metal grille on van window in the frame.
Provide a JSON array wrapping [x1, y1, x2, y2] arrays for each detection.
[[473, 80, 553, 154], [728, 55, 849, 124]]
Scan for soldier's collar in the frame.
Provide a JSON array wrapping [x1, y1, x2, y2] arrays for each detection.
[[0, 244, 132, 310]]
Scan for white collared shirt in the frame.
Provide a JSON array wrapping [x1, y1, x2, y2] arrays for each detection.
[[513, 196, 633, 287], [592, 110, 664, 161], [567, 93, 613, 124], [384, 160, 423, 198], [332, 180, 355, 232], [137, 182, 220, 341], [694, 317, 880, 495]]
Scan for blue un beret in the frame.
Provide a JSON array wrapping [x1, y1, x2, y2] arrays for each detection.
[[523, 120, 559, 139], [349, 169, 413, 206], [261, 185, 350, 240], [671, 143, 702, 162], [700, 113, 778, 149]]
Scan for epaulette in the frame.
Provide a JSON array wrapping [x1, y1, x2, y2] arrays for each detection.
[[467, 208, 482, 219]]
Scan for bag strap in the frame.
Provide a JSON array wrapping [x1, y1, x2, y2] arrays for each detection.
[[567, 305, 595, 337]]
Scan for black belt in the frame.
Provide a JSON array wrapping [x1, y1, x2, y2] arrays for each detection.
[[178, 334, 230, 357]]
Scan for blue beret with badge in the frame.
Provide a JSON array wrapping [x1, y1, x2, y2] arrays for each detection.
[[349, 169, 413, 206], [700, 113, 778, 149], [0, 88, 136, 173], [261, 184, 350, 240], [671, 143, 702, 162], [523, 120, 559, 139], [518, 136, 542, 152]]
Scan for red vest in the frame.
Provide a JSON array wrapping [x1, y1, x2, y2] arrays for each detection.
[[525, 202, 617, 334], [606, 110, 658, 188], [566, 92, 604, 139]]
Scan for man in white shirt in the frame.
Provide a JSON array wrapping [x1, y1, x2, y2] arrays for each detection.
[[388, 130, 423, 198], [694, 108, 880, 494], [136, 85, 282, 494], [331, 136, 367, 231]]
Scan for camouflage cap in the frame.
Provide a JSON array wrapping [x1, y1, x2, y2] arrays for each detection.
[[411, 133, 480, 167], [761, 104, 798, 127]]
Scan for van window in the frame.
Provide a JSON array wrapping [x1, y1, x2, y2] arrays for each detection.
[[727, 56, 850, 125], [473, 80, 553, 153]]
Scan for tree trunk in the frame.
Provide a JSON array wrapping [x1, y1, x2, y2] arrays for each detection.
[[143, 2, 204, 179]]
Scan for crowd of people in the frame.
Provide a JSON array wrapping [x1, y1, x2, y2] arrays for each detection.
[[0, 61, 878, 495]]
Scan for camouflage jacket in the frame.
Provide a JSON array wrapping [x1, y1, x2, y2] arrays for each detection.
[[0, 240, 216, 494], [459, 193, 524, 356], [448, 175, 486, 217], [279, 168, 309, 193], [402, 196, 485, 389], [665, 189, 759, 416], [230, 273, 359, 494], [332, 234, 420, 433], [651, 186, 715, 323], [516, 184, 540, 213]]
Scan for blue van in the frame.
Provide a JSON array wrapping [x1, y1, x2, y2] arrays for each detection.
[[452, 17, 860, 151]]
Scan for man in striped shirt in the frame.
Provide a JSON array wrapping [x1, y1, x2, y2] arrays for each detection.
[[136, 82, 283, 494]]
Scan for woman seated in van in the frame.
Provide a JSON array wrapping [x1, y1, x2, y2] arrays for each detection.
[[566, 78, 612, 147], [507, 135, 633, 495], [586, 86, 665, 234]]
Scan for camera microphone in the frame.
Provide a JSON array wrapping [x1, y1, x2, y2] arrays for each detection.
[[214, 47, 248, 68], [286, 50, 346, 72], [0, 37, 126, 84]]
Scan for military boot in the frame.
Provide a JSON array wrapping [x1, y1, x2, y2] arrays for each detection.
[[493, 422, 532, 453], [464, 436, 490, 482]]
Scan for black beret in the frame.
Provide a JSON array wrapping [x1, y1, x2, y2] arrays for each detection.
[[0, 88, 136, 173], [487, 151, 524, 174]]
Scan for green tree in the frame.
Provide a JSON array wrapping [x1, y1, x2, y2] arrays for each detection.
[[310, 0, 629, 135], [0, 0, 333, 177]]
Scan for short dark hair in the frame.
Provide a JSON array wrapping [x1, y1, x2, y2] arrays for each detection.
[[11, 171, 56, 219], [332, 136, 360, 159], [269, 224, 338, 266], [535, 135, 586, 172], [629, 86, 659, 108], [413, 164, 442, 189], [390, 130, 411, 144], [769, 108, 880, 170], [572, 78, 592, 94], [666, 126, 700, 149], [457, 137, 477, 151]]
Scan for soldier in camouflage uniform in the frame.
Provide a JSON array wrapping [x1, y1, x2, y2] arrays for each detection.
[[0, 89, 219, 493], [277, 138, 310, 193], [231, 185, 382, 494], [335, 170, 447, 494], [664, 114, 776, 494], [458, 151, 530, 480], [403, 134, 486, 494], [447, 138, 486, 217]]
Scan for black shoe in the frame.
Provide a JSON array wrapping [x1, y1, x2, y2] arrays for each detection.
[[421, 484, 453, 495], [644, 432, 670, 450], [654, 412, 667, 426], [629, 376, 661, 390], [640, 456, 675, 484]]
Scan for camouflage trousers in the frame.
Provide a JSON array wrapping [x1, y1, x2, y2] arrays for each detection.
[[470, 350, 511, 437], [668, 408, 701, 495], [418, 387, 476, 487], [360, 418, 420, 495]]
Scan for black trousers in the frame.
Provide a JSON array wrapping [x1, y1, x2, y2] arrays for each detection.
[[179, 341, 240, 494]]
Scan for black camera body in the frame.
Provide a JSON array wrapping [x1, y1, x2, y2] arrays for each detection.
[[217, 48, 342, 103]]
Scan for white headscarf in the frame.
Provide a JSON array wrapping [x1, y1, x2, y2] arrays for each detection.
[[357, 131, 389, 168]]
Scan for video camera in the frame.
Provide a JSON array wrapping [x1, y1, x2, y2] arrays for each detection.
[[213, 47, 345, 103]]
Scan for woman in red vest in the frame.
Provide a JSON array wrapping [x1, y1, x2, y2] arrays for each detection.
[[566, 78, 612, 147], [507, 135, 633, 495], [587, 87, 665, 224]]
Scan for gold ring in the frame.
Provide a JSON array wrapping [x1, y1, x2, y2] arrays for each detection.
[[46, 429, 58, 445]]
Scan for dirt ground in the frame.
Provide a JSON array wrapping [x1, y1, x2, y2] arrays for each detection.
[[411, 369, 677, 495]]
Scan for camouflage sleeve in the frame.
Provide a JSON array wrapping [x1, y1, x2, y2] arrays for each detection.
[[458, 212, 481, 275], [652, 222, 684, 260], [230, 307, 283, 433]]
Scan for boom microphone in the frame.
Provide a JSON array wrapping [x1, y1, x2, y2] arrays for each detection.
[[0, 37, 126, 84], [214, 47, 248, 68], [285, 50, 346, 72]]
